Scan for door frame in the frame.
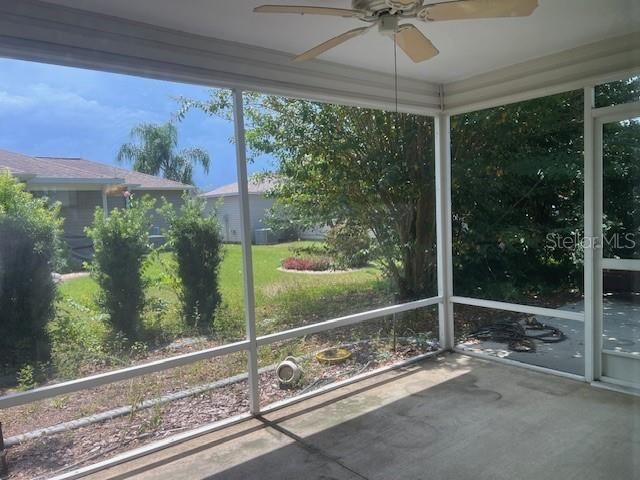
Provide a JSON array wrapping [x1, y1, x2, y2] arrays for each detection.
[[591, 100, 640, 387]]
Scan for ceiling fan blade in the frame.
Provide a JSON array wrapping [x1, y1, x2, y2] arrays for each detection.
[[395, 24, 439, 63], [292, 26, 373, 62], [420, 0, 538, 21], [254, 5, 365, 18]]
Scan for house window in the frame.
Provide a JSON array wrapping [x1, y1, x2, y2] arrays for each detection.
[[51, 190, 78, 207], [33, 190, 78, 207]]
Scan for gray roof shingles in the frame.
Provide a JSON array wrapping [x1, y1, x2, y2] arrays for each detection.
[[0, 148, 191, 190]]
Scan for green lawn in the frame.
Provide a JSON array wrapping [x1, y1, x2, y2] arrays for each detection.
[[52, 242, 391, 377]]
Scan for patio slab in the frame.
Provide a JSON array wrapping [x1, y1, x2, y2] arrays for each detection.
[[85, 353, 640, 480]]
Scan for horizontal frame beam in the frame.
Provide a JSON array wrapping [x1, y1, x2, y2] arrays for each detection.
[[260, 349, 444, 415], [451, 296, 585, 322], [445, 67, 640, 116], [0, 297, 442, 409], [602, 259, 640, 272], [591, 378, 640, 397], [0, 340, 249, 409], [591, 101, 640, 121], [602, 349, 640, 360], [599, 376, 640, 392], [444, 33, 640, 115], [49, 412, 255, 480], [256, 297, 443, 346], [455, 349, 585, 382]]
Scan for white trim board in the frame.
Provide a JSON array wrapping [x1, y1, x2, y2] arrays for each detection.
[[444, 33, 640, 114]]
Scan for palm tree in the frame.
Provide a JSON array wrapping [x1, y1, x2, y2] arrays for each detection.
[[117, 122, 210, 185]]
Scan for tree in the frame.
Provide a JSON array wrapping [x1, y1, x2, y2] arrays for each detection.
[[117, 122, 210, 185], [450, 91, 585, 300], [176, 91, 437, 300], [161, 195, 224, 330], [0, 173, 63, 367], [451, 77, 639, 301], [85, 197, 154, 339]]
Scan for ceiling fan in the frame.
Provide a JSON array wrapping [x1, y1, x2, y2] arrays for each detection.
[[254, 0, 539, 63]]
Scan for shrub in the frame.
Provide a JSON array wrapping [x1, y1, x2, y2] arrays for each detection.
[[16, 362, 47, 391], [48, 311, 108, 379], [85, 197, 154, 339], [162, 195, 223, 330], [326, 223, 371, 269], [289, 243, 328, 258], [0, 173, 63, 367], [282, 256, 331, 271]]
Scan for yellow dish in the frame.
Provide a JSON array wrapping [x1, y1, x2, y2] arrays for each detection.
[[315, 347, 352, 365]]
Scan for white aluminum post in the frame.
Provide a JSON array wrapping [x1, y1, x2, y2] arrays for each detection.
[[232, 88, 260, 414], [583, 86, 599, 382], [435, 113, 454, 350]]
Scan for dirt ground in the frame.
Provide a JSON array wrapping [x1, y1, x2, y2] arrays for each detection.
[[5, 340, 434, 480]]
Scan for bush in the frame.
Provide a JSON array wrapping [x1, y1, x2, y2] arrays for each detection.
[[0, 173, 63, 367], [282, 256, 332, 271], [162, 195, 223, 330], [48, 311, 109, 379], [16, 362, 47, 391], [326, 223, 371, 269], [289, 243, 328, 258], [85, 197, 154, 339]]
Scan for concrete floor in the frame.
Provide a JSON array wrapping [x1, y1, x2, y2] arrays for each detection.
[[85, 353, 640, 480]]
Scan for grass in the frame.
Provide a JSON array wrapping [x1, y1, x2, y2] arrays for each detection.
[[50, 241, 392, 379]]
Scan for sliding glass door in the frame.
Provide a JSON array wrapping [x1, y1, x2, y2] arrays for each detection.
[[597, 108, 640, 387]]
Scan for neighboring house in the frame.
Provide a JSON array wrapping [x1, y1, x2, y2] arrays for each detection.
[[0, 148, 192, 260], [201, 177, 327, 244], [201, 178, 278, 244]]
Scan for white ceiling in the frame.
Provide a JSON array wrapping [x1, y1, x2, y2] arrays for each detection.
[[42, 0, 640, 83]]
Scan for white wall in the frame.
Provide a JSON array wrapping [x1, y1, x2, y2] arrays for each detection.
[[206, 193, 330, 243], [249, 195, 276, 235], [208, 195, 242, 243], [206, 193, 276, 243]]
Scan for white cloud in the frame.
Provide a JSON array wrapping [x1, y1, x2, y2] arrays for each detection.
[[0, 83, 157, 126], [0, 90, 35, 110]]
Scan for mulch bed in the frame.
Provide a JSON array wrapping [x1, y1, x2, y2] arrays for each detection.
[[4, 339, 435, 480]]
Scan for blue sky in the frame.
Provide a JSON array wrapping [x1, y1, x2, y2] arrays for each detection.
[[0, 58, 275, 190]]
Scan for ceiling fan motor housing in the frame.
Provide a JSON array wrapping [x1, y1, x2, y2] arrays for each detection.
[[378, 14, 399, 35], [352, 0, 423, 17]]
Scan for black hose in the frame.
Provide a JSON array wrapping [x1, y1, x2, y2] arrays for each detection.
[[467, 318, 566, 353]]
